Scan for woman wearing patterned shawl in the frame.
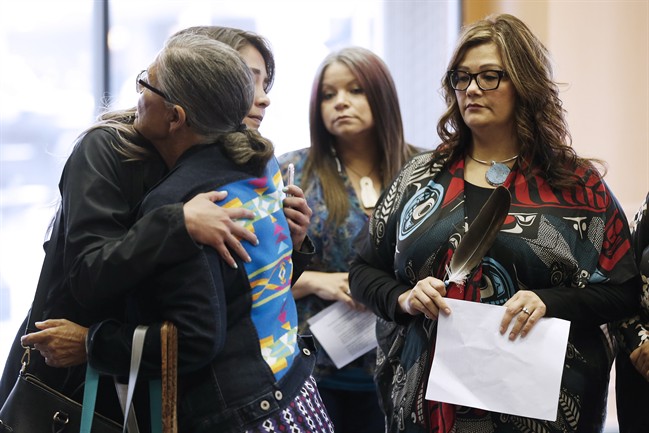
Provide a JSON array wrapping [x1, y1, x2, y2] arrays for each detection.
[[349, 13, 639, 433]]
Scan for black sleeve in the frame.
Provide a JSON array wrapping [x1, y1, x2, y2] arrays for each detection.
[[62, 129, 199, 308], [616, 193, 649, 352], [291, 235, 314, 284], [349, 226, 412, 325], [537, 188, 641, 328], [86, 249, 229, 379], [86, 319, 155, 379], [536, 276, 641, 328]]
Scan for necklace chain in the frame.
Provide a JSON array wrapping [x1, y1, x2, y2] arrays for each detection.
[[332, 149, 377, 178], [331, 148, 381, 209], [344, 161, 376, 178], [468, 154, 518, 166], [467, 153, 517, 187]]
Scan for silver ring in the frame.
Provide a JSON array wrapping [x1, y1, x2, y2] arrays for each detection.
[[522, 307, 532, 316]]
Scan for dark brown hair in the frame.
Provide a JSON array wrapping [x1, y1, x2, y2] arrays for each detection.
[[304, 46, 418, 224], [436, 13, 604, 188]]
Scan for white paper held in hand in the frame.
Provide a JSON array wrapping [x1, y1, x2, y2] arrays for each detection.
[[425, 298, 570, 421], [307, 301, 378, 369]]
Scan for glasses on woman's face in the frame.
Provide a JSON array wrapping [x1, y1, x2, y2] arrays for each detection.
[[447, 70, 507, 91], [136, 70, 170, 101]]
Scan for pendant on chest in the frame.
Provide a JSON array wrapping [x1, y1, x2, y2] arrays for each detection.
[[485, 162, 511, 187], [359, 176, 379, 209]]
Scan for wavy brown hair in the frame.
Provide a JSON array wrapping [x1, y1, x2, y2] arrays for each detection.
[[436, 13, 604, 188]]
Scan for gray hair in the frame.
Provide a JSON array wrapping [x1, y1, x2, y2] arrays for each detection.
[[156, 32, 274, 170], [157, 33, 253, 138]]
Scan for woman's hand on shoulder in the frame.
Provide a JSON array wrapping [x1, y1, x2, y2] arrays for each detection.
[[183, 191, 258, 268], [398, 277, 450, 319], [282, 184, 312, 251], [20, 319, 88, 368]]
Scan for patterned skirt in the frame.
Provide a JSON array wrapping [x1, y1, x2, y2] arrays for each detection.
[[244, 376, 335, 433]]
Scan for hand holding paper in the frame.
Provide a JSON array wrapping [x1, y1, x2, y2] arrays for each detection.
[[425, 298, 570, 421]]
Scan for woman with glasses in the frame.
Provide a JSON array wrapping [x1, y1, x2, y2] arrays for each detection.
[[86, 32, 330, 432], [16, 23, 311, 355], [348, 13, 639, 433], [171, 26, 274, 132], [21, 32, 328, 432], [0, 63, 258, 421], [2, 26, 314, 424]]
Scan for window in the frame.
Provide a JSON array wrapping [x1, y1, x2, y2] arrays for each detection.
[[0, 1, 95, 368]]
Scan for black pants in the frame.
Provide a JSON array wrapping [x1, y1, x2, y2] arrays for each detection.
[[615, 352, 649, 433], [318, 387, 385, 433]]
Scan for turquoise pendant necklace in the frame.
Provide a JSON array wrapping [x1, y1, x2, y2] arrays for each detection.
[[468, 154, 518, 186]]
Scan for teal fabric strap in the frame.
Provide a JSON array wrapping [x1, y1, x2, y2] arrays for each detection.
[[149, 379, 162, 433], [81, 326, 159, 433], [80, 365, 100, 433]]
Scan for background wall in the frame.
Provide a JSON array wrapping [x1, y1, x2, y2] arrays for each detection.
[[383, 1, 460, 151], [464, 0, 649, 218]]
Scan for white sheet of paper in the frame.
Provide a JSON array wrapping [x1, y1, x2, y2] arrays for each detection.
[[307, 301, 378, 369], [425, 298, 570, 421]]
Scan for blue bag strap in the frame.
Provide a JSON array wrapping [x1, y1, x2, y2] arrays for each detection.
[[80, 364, 100, 433]]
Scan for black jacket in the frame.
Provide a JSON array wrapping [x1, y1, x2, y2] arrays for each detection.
[[87, 143, 317, 432], [0, 127, 193, 418]]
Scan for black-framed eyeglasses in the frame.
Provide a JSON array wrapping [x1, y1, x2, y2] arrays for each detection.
[[447, 70, 507, 91], [136, 70, 170, 101]]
